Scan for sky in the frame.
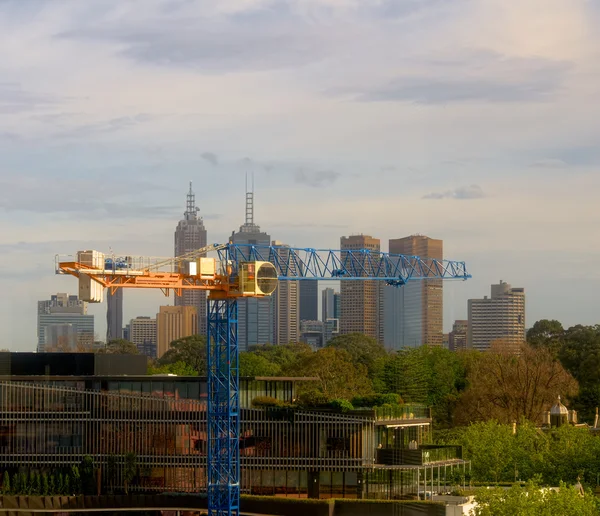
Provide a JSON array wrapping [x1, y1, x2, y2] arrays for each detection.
[[1, 0, 599, 350]]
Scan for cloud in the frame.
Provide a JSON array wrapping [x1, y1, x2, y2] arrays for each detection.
[[52, 114, 160, 139], [352, 54, 571, 104], [423, 185, 485, 200], [0, 178, 176, 219], [0, 82, 59, 114], [530, 158, 568, 168], [294, 169, 340, 187], [201, 152, 218, 166]]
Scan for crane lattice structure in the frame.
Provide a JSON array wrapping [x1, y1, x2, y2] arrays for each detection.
[[56, 243, 471, 516]]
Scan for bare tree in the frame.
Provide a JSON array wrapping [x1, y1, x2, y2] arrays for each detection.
[[456, 341, 578, 424]]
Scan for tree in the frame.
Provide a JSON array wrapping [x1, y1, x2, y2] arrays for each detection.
[[455, 342, 577, 425], [239, 353, 281, 377], [71, 465, 81, 494], [99, 339, 139, 355], [157, 335, 206, 373], [81, 456, 95, 495], [527, 319, 565, 352], [247, 343, 311, 371], [2, 471, 10, 495], [41, 473, 49, 496], [326, 333, 388, 378], [558, 325, 600, 422], [473, 480, 599, 516], [285, 347, 373, 402], [148, 360, 198, 376], [123, 453, 137, 495]]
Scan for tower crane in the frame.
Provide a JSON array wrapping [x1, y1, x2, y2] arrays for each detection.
[[56, 243, 471, 516]]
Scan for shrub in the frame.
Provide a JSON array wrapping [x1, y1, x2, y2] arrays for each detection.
[[251, 396, 284, 408], [329, 399, 354, 412], [1, 471, 10, 495]]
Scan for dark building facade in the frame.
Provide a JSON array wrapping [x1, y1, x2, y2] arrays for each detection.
[[106, 289, 123, 341], [0, 354, 467, 500]]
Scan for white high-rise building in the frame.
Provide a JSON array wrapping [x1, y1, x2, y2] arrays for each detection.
[[467, 280, 526, 352], [272, 241, 299, 345], [37, 293, 93, 352]]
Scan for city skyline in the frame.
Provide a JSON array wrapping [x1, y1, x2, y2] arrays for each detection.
[[2, 1, 600, 348]]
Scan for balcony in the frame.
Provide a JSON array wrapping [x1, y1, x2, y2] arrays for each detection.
[[376, 445, 462, 466], [374, 404, 431, 422]]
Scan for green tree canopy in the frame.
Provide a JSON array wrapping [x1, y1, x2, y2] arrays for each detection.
[[285, 347, 373, 403], [473, 480, 599, 516], [246, 343, 311, 371], [148, 360, 198, 376], [326, 333, 388, 378], [100, 339, 139, 355], [527, 319, 565, 353], [239, 353, 282, 377], [157, 334, 206, 374]]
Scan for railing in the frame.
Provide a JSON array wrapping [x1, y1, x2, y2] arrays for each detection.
[[376, 445, 462, 466], [374, 404, 431, 421]]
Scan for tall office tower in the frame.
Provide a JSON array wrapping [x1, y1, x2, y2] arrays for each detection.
[[468, 280, 526, 352], [157, 306, 198, 358], [299, 280, 318, 321], [340, 235, 384, 343], [384, 235, 444, 349], [448, 320, 468, 352], [333, 292, 341, 319], [129, 316, 158, 358], [322, 288, 335, 321], [230, 178, 273, 350], [37, 293, 94, 352], [106, 289, 123, 341], [271, 241, 299, 345], [300, 320, 325, 349], [174, 183, 208, 334]]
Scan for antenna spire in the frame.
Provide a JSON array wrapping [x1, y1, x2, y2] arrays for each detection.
[[185, 181, 198, 220], [245, 171, 254, 226]]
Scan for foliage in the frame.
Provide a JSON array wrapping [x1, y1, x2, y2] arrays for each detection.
[[527, 319, 565, 353], [351, 393, 402, 407], [246, 343, 311, 371], [326, 333, 387, 378], [148, 360, 198, 376], [473, 480, 599, 516], [1, 471, 9, 495], [286, 347, 373, 402], [455, 342, 577, 425], [239, 353, 282, 377], [41, 473, 49, 496], [123, 452, 137, 494], [329, 399, 354, 412], [99, 339, 139, 355], [81, 456, 95, 495], [157, 334, 206, 374], [251, 396, 285, 408]]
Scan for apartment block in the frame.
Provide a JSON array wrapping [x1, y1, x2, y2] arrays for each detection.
[[467, 280, 525, 352], [157, 306, 198, 358]]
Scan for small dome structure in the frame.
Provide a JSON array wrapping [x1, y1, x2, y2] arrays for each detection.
[[550, 395, 569, 427]]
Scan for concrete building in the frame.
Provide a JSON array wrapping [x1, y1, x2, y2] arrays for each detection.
[[271, 241, 300, 345], [128, 316, 158, 358], [106, 289, 123, 341], [384, 235, 443, 349], [467, 280, 526, 352], [230, 182, 273, 350], [322, 288, 335, 322], [449, 320, 468, 352], [174, 183, 208, 334], [37, 293, 94, 352], [340, 235, 383, 344], [300, 320, 325, 349], [157, 306, 198, 358]]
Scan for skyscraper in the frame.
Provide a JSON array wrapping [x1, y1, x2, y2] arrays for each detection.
[[157, 306, 198, 358], [106, 289, 123, 341], [299, 280, 318, 321], [230, 177, 273, 350], [333, 292, 341, 319], [384, 235, 444, 349], [37, 293, 94, 352], [468, 281, 526, 352], [340, 235, 383, 343], [322, 288, 335, 321], [174, 183, 208, 334], [272, 241, 299, 345], [448, 320, 468, 352]]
